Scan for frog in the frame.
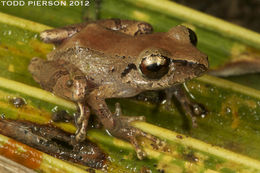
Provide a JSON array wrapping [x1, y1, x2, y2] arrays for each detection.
[[28, 19, 209, 159]]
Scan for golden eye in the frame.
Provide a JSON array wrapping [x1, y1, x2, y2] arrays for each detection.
[[139, 54, 170, 79]]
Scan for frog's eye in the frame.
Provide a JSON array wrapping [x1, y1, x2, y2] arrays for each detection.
[[139, 54, 170, 79], [187, 28, 197, 46]]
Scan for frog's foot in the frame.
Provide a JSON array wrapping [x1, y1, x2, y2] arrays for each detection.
[[111, 117, 164, 159], [114, 102, 146, 121], [165, 84, 207, 127], [75, 102, 90, 142], [110, 103, 164, 160], [179, 101, 206, 128]]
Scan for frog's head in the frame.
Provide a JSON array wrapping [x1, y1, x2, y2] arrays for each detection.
[[132, 26, 208, 90]]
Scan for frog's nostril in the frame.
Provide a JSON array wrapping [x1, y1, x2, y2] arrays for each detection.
[[194, 64, 208, 76]]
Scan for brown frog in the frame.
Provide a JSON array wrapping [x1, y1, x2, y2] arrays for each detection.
[[28, 19, 209, 159]]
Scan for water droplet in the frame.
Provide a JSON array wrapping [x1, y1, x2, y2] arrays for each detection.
[[161, 99, 166, 104], [226, 107, 231, 114]]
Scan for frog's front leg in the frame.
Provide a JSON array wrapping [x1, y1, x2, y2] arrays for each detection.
[[165, 84, 207, 127], [86, 86, 163, 159], [95, 19, 153, 36]]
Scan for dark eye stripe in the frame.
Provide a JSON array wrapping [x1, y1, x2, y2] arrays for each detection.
[[121, 63, 137, 77]]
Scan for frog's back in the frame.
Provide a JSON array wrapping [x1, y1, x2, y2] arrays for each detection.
[[47, 45, 132, 87]]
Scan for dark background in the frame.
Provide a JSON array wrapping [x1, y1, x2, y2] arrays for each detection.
[[173, 0, 260, 33]]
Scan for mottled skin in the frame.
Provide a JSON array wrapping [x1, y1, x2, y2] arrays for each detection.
[[29, 19, 208, 159]]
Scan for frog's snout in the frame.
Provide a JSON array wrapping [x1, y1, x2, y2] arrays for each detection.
[[192, 54, 209, 77], [193, 53, 209, 76], [203, 55, 209, 69], [194, 63, 208, 77]]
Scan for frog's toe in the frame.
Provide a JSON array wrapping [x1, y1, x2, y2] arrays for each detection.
[[128, 128, 165, 159], [111, 118, 165, 159], [75, 132, 85, 142], [119, 128, 148, 160], [75, 119, 87, 142], [165, 84, 207, 127], [129, 136, 147, 160], [191, 115, 198, 128], [111, 104, 163, 159], [114, 102, 122, 117], [120, 115, 146, 123], [74, 103, 90, 142], [139, 130, 166, 147], [114, 102, 146, 122], [191, 103, 207, 117], [75, 113, 84, 126], [187, 103, 207, 127]]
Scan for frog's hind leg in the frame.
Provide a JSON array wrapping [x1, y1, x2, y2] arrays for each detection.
[[40, 19, 153, 45], [40, 23, 89, 44], [29, 57, 92, 141], [96, 19, 153, 36]]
